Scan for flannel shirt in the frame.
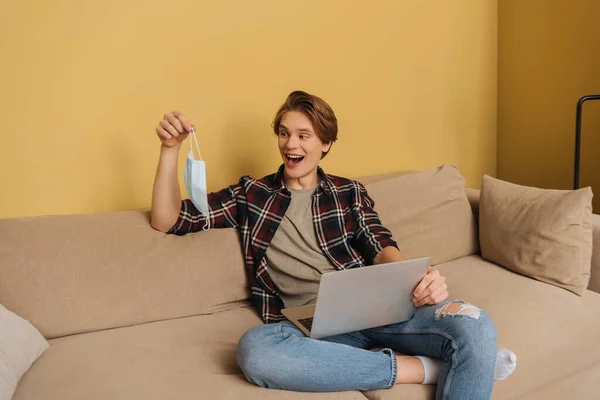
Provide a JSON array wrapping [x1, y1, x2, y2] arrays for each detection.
[[168, 165, 398, 323]]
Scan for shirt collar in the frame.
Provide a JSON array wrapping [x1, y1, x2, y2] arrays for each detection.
[[272, 164, 333, 195]]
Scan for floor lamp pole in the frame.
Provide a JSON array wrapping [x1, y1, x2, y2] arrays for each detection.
[[574, 95, 600, 189]]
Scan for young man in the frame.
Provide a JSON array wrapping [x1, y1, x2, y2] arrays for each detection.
[[150, 91, 516, 399]]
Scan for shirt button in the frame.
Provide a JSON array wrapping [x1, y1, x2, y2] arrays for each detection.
[[269, 227, 275, 233]]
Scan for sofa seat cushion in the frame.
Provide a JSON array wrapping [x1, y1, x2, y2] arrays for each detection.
[[364, 255, 600, 400], [13, 306, 366, 400], [15, 257, 600, 400]]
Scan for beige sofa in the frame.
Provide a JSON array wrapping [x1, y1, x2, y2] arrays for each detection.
[[2, 170, 600, 400]]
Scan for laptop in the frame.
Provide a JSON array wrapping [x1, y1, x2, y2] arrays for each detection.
[[281, 257, 430, 339]]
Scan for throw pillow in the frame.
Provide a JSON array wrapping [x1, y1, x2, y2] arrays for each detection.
[[0, 303, 49, 400], [364, 163, 478, 265], [479, 175, 593, 296]]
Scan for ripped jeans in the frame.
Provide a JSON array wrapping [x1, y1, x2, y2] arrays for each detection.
[[237, 300, 497, 400]]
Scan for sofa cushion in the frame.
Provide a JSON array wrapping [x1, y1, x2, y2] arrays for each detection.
[[15, 256, 600, 400], [364, 255, 600, 400], [353, 170, 416, 186], [363, 164, 478, 265], [0, 304, 48, 400], [13, 307, 367, 400], [0, 211, 249, 339], [479, 175, 593, 296]]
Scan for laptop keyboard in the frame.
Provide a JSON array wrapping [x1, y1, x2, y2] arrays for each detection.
[[298, 317, 313, 332]]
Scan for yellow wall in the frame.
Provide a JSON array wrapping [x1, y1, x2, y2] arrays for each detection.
[[0, 0, 498, 219], [498, 0, 600, 210]]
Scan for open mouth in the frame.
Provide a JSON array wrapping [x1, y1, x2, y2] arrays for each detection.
[[285, 154, 305, 165]]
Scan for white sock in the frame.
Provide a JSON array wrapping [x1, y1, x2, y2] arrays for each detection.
[[416, 348, 517, 384], [415, 355, 443, 385], [494, 348, 517, 381]]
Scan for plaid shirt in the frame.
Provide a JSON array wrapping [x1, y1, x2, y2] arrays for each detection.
[[168, 165, 398, 323]]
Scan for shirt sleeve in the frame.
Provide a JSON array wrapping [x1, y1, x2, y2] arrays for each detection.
[[351, 182, 399, 264], [167, 181, 242, 235]]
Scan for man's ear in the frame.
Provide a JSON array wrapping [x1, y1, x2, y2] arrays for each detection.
[[322, 141, 332, 153]]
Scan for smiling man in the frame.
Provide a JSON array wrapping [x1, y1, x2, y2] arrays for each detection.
[[150, 91, 516, 400]]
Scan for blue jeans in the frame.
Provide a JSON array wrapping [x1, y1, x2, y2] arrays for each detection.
[[236, 300, 497, 400]]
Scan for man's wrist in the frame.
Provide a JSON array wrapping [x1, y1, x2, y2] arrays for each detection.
[[373, 246, 406, 265], [160, 143, 182, 154]]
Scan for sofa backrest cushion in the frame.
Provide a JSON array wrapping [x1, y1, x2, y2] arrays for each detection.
[[0, 210, 249, 339], [361, 164, 479, 265], [0, 166, 478, 339]]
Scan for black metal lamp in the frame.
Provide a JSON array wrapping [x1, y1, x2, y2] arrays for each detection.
[[573, 95, 600, 189]]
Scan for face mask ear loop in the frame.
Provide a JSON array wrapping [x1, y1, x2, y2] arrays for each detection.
[[202, 147, 211, 232], [189, 128, 210, 231], [190, 128, 202, 160]]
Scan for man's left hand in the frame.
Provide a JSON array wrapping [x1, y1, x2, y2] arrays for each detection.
[[412, 267, 448, 307]]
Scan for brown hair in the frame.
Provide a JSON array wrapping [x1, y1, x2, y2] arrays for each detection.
[[272, 91, 338, 158]]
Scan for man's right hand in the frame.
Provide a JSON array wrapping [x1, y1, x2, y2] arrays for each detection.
[[151, 111, 196, 232], [156, 111, 196, 148]]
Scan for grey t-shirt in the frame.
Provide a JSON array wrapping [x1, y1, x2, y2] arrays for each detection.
[[265, 186, 336, 308]]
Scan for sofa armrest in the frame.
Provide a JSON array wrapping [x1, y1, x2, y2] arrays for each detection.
[[589, 214, 600, 294], [465, 188, 480, 219]]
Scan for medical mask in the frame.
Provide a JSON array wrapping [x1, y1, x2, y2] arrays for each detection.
[[184, 129, 210, 230]]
